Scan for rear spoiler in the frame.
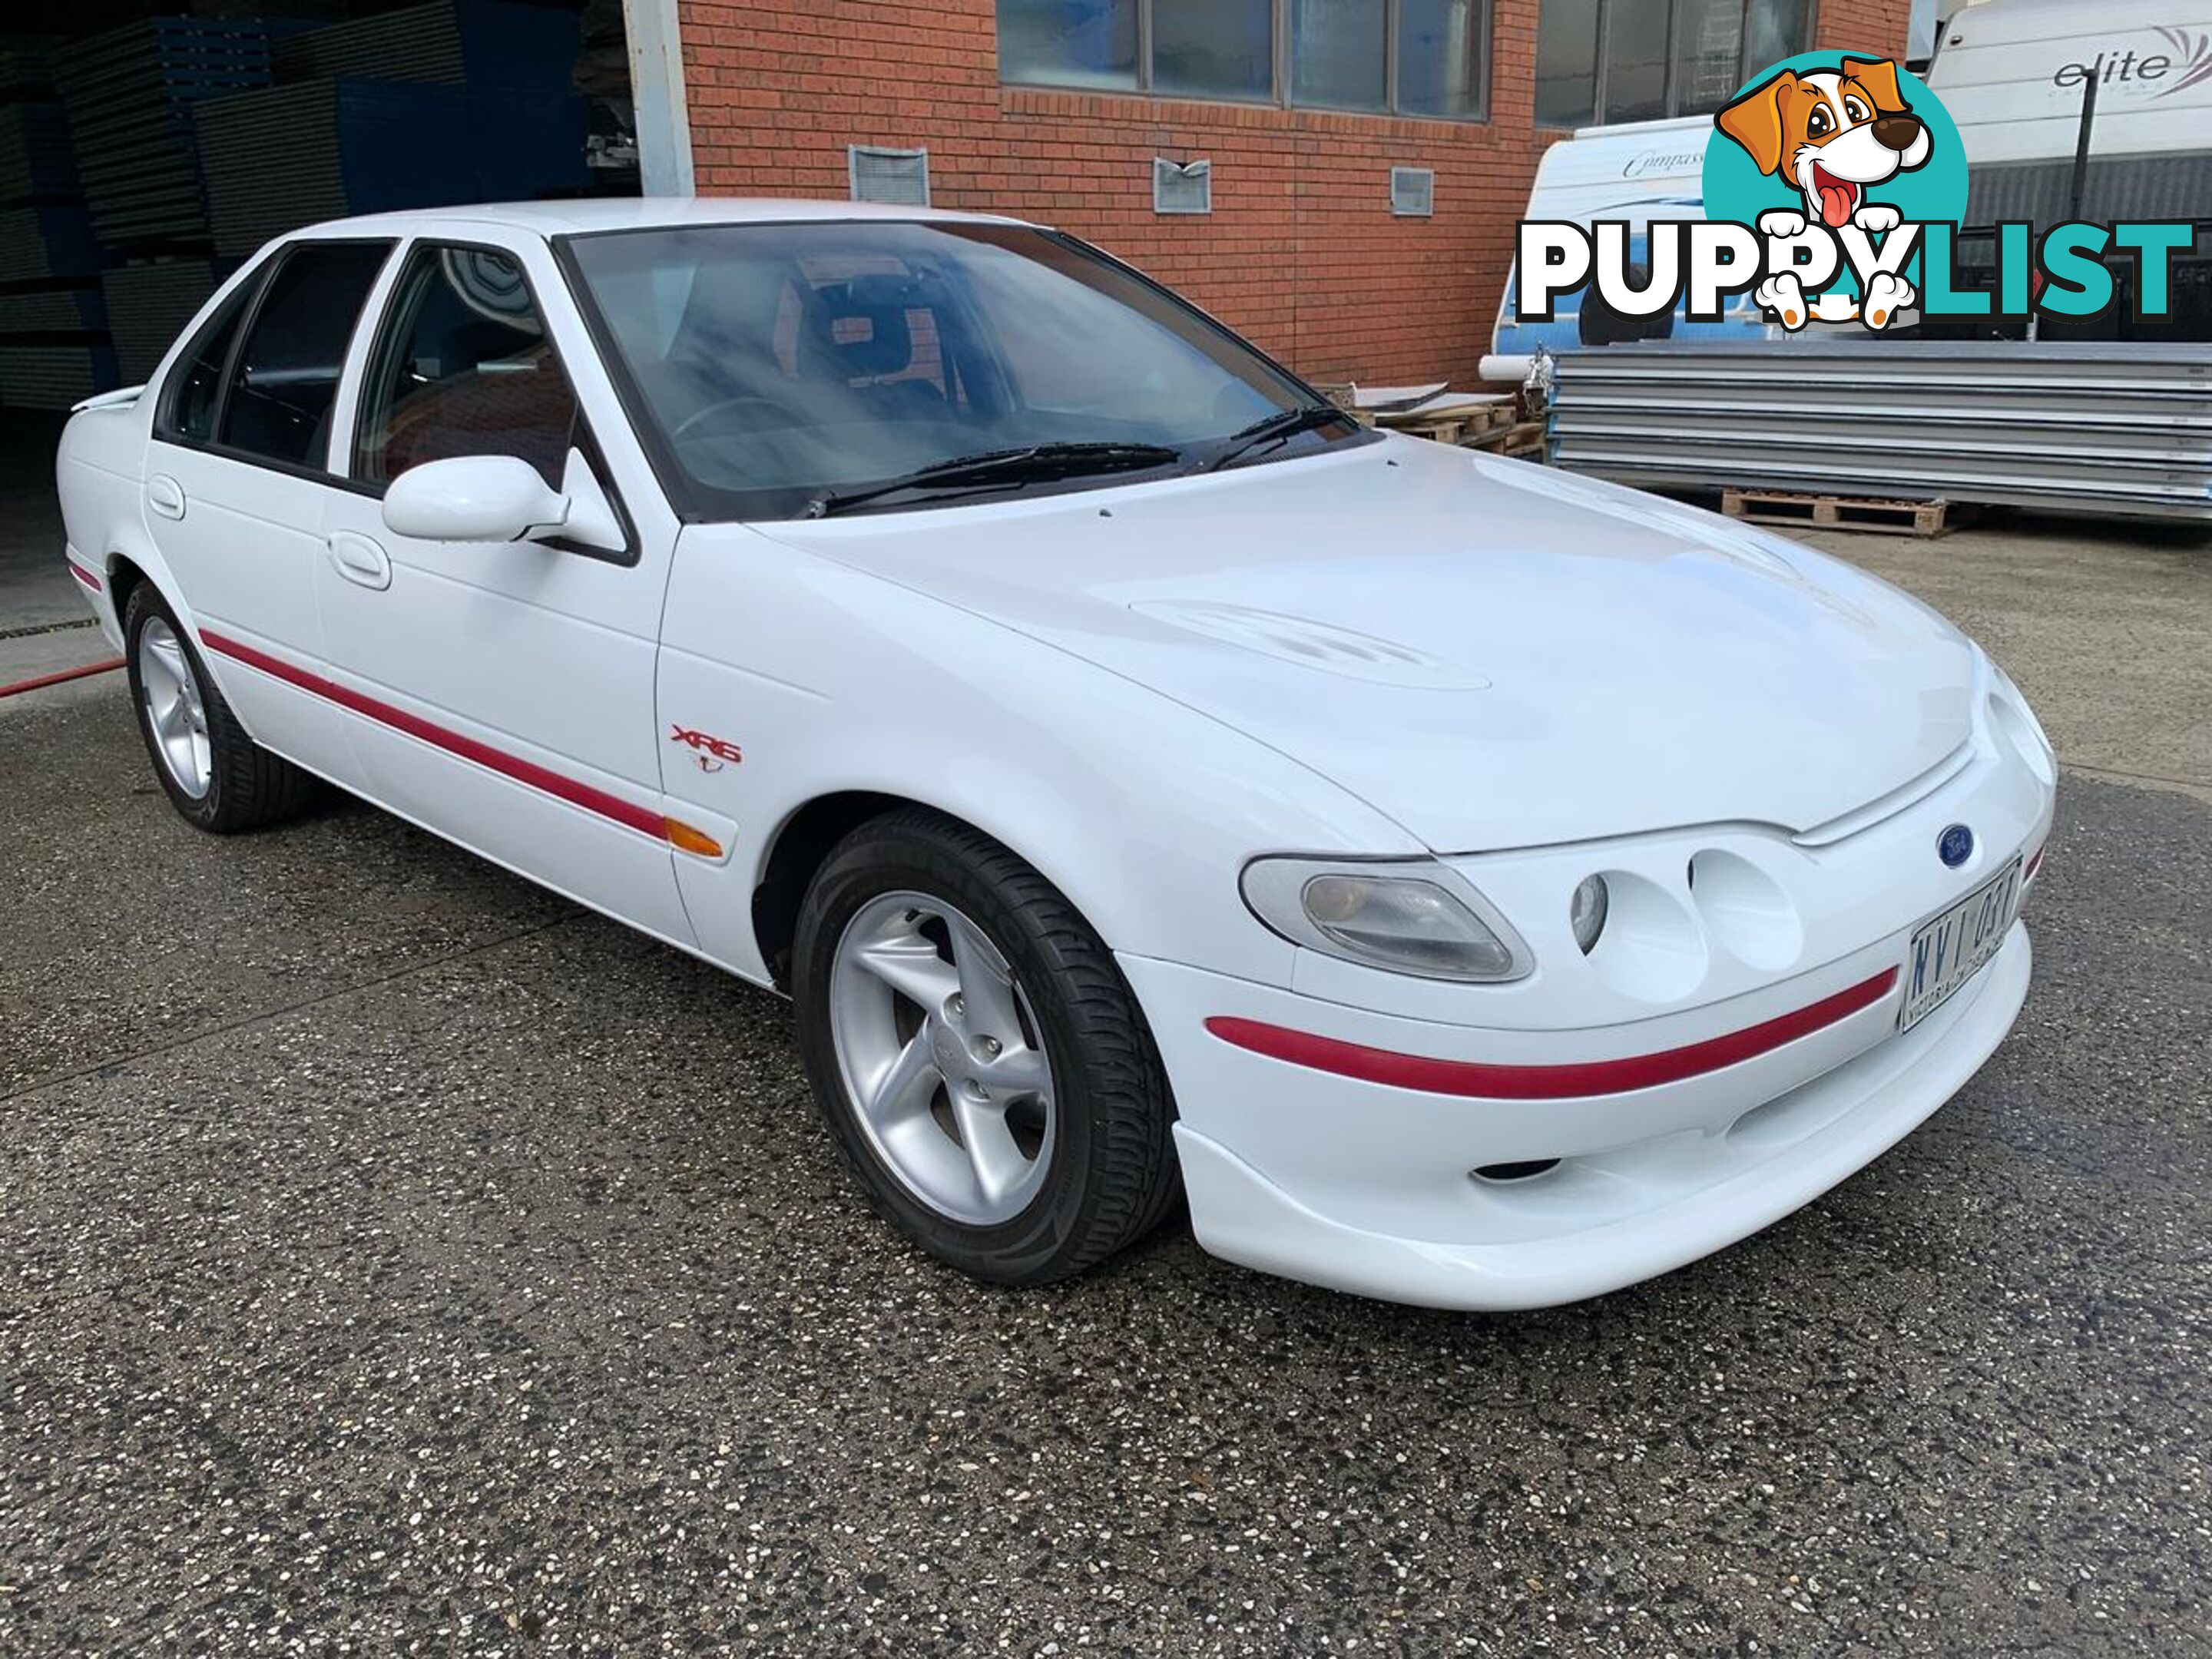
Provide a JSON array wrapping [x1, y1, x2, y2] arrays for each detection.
[[70, 384, 145, 414]]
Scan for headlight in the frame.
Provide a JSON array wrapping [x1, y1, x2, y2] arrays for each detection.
[[1240, 856, 1532, 982]]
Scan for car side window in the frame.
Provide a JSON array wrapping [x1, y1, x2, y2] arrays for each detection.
[[353, 243, 581, 489], [157, 276, 261, 446], [216, 240, 392, 469]]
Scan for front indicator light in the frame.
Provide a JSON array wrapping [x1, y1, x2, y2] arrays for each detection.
[[1240, 857, 1532, 982], [664, 817, 725, 859]]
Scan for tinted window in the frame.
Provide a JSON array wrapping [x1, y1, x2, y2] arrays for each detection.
[[218, 241, 391, 468], [160, 278, 260, 446], [354, 245, 579, 488]]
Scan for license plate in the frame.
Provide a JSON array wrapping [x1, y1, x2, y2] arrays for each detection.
[[1899, 856, 2023, 1033]]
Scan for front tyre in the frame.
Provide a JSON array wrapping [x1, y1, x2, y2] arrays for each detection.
[[124, 583, 316, 833], [791, 810, 1181, 1285]]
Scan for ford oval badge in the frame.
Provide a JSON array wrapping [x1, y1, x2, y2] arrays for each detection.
[[1938, 823, 1975, 868]]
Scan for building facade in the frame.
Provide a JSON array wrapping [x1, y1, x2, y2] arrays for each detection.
[[674, 1, 1911, 384]]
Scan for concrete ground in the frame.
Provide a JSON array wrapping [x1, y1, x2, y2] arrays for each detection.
[[2, 472, 2208, 1654], [0, 414, 116, 690]]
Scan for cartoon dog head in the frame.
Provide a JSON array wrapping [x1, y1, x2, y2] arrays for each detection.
[[1716, 58, 1932, 228]]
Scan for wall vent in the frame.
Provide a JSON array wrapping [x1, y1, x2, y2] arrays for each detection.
[[1390, 166, 1435, 217], [849, 144, 930, 207], [1153, 157, 1212, 216]]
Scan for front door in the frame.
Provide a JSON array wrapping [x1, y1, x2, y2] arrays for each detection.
[[311, 235, 694, 946]]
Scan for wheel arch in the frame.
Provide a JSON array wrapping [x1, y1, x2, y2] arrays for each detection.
[[105, 549, 151, 631], [750, 790, 919, 990]]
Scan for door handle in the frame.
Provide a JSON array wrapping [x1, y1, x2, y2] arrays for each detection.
[[326, 530, 392, 591], [147, 474, 186, 521]]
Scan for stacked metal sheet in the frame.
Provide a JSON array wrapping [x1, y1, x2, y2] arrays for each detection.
[[1546, 341, 2212, 522], [271, 0, 582, 91], [53, 17, 280, 253], [196, 78, 588, 257], [196, 81, 455, 256], [0, 206, 101, 283], [0, 343, 121, 409], [101, 260, 230, 385], [0, 39, 58, 101], [0, 286, 104, 336], [0, 101, 78, 201]]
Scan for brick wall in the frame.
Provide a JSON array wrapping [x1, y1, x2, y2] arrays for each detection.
[[678, 2, 1908, 386]]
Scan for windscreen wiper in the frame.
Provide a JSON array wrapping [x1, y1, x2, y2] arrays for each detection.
[[803, 442, 1183, 518], [1200, 404, 1355, 473]]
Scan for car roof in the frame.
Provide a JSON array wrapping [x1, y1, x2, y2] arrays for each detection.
[[291, 195, 1039, 241]]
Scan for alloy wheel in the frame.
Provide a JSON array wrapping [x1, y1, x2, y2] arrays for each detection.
[[826, 890, 1058, 1226], [137, 616, 213, 800]]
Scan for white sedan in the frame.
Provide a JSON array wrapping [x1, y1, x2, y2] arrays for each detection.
[[55, 199, 2055, 1310]]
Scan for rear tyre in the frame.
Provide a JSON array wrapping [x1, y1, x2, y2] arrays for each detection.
[[124, 583, 316, 833], [791, 809, 1181, 1285]]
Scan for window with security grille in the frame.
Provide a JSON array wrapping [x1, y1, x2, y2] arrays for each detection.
[[1390, 166, 1434, 217]]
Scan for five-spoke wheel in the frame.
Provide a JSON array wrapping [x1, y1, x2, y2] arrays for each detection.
[[122, 581, 316, 833], [135, 614, 213, 800], [793, 810, 1181, 1283], [830, 891, 1058, 1225]]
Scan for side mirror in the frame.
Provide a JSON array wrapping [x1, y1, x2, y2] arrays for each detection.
[[382, 455, 568, 544]]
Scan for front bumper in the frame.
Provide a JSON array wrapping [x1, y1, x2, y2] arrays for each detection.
[[1121, 921, 2031, 1311]]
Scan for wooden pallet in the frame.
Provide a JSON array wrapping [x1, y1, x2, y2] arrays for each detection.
[[1721, 488, 1955, 538], [1467, 418, 1548, 461]]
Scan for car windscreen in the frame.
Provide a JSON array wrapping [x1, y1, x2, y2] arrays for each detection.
[[559, 220, 1359, 519]]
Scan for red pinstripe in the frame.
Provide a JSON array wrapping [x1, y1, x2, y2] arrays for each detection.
[[1204, 969, 1901, 1101], [197, 628, 671, 841]]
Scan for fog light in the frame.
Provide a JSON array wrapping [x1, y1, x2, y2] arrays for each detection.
[[1570, 874, 1609, 954]]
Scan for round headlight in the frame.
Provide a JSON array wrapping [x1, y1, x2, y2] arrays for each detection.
[[1570, 874, 1609, 954]]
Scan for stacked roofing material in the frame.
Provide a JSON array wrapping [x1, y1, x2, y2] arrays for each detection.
[[101, 260, 233, 386], [0, 286, 104, 336], [1546, 341, 2212, 522], [0, 101, 78, 201], [196, 81, 588, 257], [0, 35, 107, 409], [197, 0, 590, 257], [270, 0, 582, 89], [0, 344, 121, 409], [53, 17, 282, 254]]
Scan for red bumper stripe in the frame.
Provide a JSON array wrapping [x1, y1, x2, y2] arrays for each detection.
[[198, 629, 671, 842], [68, 561, 103, 591], [1205, 967, 1901, 1101]]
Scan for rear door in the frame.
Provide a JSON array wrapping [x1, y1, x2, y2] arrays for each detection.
[[144, 238, 395, 777], [313, 232, 695, 946]]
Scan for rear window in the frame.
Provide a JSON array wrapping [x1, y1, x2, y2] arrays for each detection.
[[156, 270, 264, 447], [217, 240, 393, 469]]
